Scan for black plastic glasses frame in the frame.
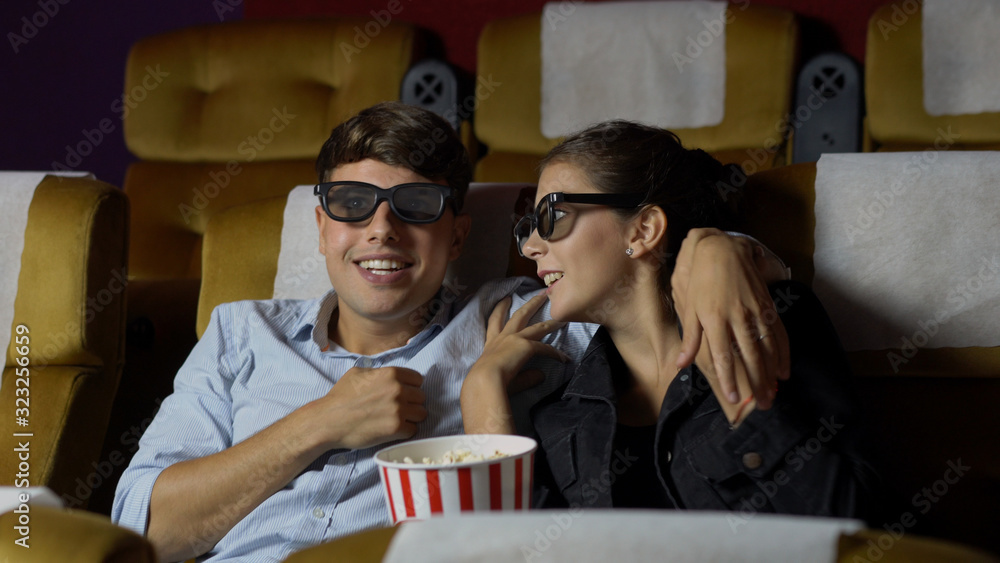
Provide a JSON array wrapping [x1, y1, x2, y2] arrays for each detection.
[[514, 191, 646, 256], [314, 181, 457, 224]]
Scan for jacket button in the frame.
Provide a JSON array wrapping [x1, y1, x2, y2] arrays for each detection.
[[742, 452, 763, 470]]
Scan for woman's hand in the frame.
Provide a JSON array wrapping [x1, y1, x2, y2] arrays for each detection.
[[671, 228, 790, 411], [476, 293, 568, 387], [461, 293, 567, 434]]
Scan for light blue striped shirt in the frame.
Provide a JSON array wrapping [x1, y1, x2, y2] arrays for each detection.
[[112, 277, 596, 562]]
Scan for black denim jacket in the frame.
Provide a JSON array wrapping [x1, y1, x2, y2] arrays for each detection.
[[531, 281, 883, 522]]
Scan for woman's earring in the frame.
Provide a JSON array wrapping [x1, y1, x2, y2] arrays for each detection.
[[626, 248, 634, 256]]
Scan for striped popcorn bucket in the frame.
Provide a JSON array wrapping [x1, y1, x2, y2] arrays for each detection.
[[374, 434, 537, 524]]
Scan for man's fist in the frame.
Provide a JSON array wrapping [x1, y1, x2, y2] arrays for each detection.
[[319, 366, 427, 450]]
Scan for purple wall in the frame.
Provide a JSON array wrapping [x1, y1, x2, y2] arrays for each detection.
[[0, 0, 244, 189]]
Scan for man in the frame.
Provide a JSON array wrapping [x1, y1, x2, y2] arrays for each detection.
[[113, 102, 788, 562]]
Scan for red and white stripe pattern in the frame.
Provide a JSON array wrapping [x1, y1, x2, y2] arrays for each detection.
[[379, 454, 534, 524]]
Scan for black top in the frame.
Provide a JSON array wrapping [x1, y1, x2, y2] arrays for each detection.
[[611, 423, 673, 508]]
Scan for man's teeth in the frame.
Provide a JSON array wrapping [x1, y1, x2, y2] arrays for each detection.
[[543, 272, 564, 287], [359, 259, 406, 275]]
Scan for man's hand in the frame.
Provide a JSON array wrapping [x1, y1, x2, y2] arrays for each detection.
[[319, 366, 427, 450], [671, 228, 790, 410]]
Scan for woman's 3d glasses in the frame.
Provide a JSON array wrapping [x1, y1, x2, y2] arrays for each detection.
[[514, 191, 645, 257], [314, 181, 457, 224]]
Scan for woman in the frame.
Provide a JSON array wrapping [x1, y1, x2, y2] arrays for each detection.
[[461, 121, 881, 519]]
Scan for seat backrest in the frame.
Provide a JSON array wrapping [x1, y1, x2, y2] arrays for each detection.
[[0, 175, 128, 505], [865, 1, 1000, 151], [474, 5, 798, 182], [744, 161, 1000, 554], [123, 18, 418, 280]]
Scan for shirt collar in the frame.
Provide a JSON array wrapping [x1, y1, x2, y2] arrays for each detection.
[[294, 287, 457, 352], [564, 326, 622, 401]]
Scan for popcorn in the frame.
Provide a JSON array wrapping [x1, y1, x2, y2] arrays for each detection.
[[398, 448, 507, 465]]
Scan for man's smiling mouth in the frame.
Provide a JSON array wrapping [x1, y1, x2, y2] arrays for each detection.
[[358, 259, 409, 276]]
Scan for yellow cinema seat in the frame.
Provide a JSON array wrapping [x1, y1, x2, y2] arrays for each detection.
[[0, 505, 155, 562], [473, 4, 799, 182], [0, 175, 128, 506], [864, 1, 1000, 152]]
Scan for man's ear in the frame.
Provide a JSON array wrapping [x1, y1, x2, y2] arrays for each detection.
[[629, 205, 667, 258], [449, 212, 473, 261], [315, 205, 328, 255]]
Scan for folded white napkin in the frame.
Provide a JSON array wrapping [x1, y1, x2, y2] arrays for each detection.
[[922, 0, 1000, 116], [813, 152, 1000, 351], [541, 0, 727, 138], [383, 510, 863, 563], [273, 183, 531, 300], [1, 172, 92, 377]]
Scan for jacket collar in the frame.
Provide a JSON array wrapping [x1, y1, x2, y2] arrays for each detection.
[[563, 326, 626, 402], [563, 325, 703, 412]]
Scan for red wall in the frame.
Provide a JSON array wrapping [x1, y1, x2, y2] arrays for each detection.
[[245, 0, 890, 73]]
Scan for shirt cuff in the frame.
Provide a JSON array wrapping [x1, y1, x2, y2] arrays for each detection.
[[725, 231, 792, 281]]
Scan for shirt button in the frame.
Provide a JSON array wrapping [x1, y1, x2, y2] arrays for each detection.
[[359, 357, 372, 368], [312, 507, 325, 519], [742, 452, 763, 470], [664, 451, 672, 463], [679, 374, 689, 382]]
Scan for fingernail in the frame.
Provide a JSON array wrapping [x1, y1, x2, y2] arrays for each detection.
[[728, 391, 739, 404], [768, 388, 777, 401]]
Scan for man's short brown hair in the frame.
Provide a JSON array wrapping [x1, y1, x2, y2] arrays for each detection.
[[315, 102, 472, 211]]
